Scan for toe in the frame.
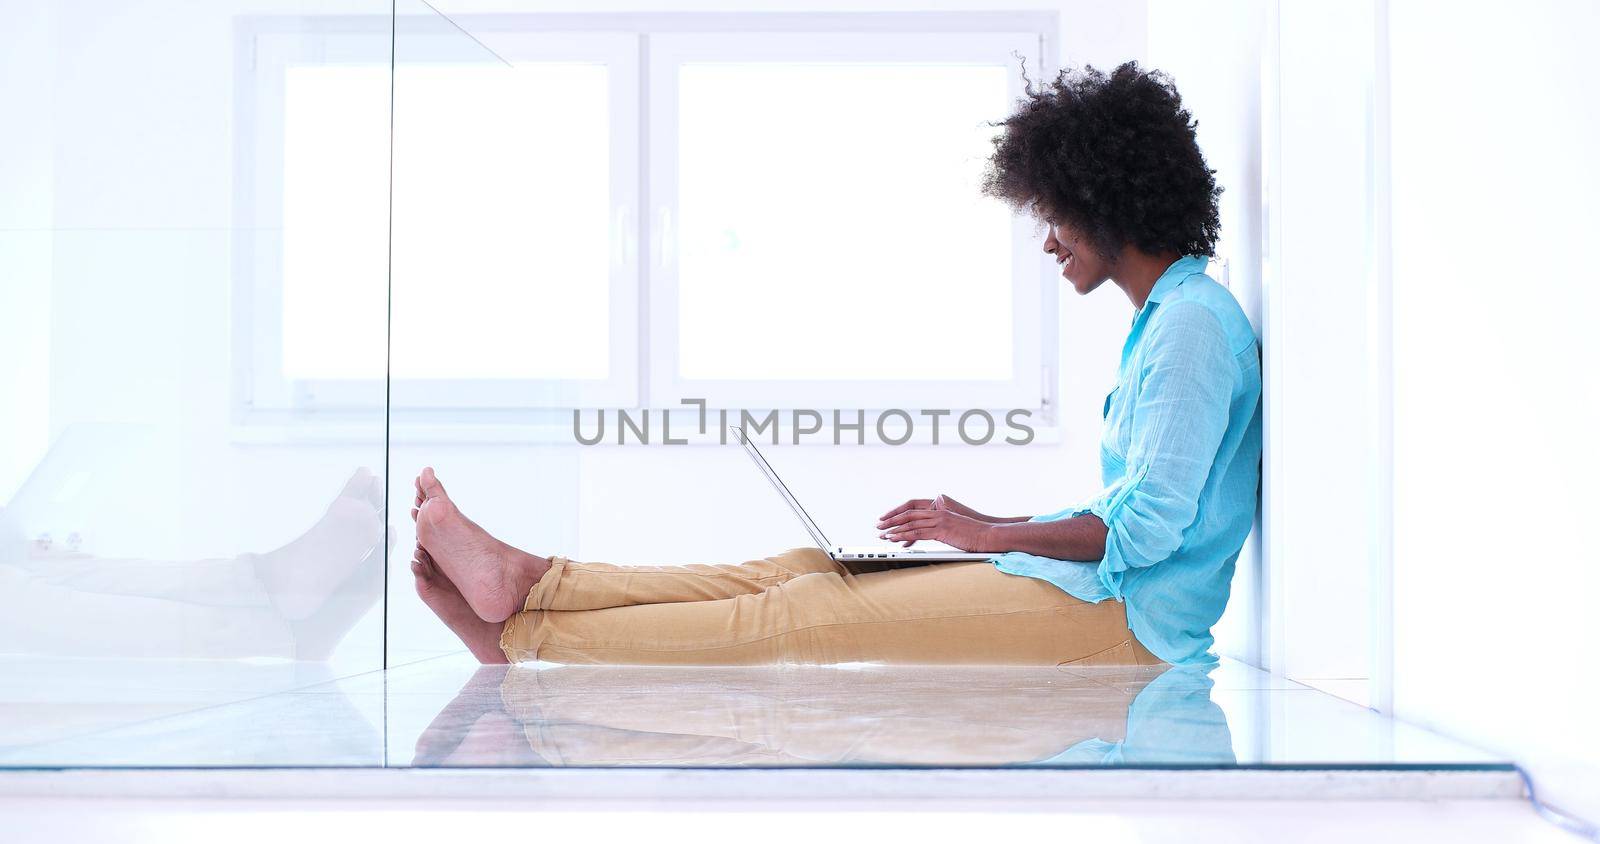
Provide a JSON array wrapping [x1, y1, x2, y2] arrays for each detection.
[[412, 552, 443, 594], [419, 467, 447, 500], [416, 495, 458, 533], [340, 467, 375, 500], [366, 473, 387, 513]]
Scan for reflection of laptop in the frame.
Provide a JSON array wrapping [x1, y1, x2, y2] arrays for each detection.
[[732, 427, 990, 564]]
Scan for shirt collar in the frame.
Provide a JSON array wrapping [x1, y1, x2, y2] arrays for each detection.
[[1143, 255, 1210, 308], [1119, 255, 1212, 374]]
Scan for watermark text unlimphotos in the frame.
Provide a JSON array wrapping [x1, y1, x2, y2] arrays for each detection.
[[573, 399, 1035, 446]]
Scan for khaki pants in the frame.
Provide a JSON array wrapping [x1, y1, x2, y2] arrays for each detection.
[[499, 548, 1161, 666]]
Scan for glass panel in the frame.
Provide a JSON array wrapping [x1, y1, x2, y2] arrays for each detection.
[[281, 65, 393, 382], [283, 60, 613, 386], [390, 63, 613, 383], [0, 0, 391, 761], [382, 7, 590, 666], [677, 62, 1014, 382]]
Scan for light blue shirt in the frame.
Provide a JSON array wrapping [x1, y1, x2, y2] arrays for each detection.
[[993, 255, 1262, 666]]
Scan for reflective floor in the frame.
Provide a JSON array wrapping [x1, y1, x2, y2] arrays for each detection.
[[0, 654, 1506, 770]]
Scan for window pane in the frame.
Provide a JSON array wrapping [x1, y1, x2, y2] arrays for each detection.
[[677, 63, 1014, 382], [284, 62, 613, 382], [282, 65, 391, 381]]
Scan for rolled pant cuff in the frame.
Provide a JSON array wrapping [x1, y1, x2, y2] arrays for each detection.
[[523, 555, 570, 611], [500, 609, 549, 663]]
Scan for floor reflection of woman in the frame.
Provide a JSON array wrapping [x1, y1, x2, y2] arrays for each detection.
[[411, 664, 1234, 768], [410, 61, 1261, 669]]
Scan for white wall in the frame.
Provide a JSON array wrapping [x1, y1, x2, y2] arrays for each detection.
[[0, 3, 56, 499], [1388, 0, 1600, 821], [1261, 0, 1382, 685]]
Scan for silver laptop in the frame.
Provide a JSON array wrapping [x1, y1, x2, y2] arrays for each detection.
[[731, 427, 990, 563]]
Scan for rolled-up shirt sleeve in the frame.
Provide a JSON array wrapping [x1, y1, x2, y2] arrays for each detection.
[[1089, 301, 1235, 593]]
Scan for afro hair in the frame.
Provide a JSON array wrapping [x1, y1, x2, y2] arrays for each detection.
[[982, 61, 1221, 259]]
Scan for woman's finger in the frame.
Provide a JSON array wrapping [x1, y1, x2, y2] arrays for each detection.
[[877, 501, 911, 521], [876, 509, 934, 530], [877, 499, 929, 521], [889, 528, 936, 544], [880, 517, 940, 539]]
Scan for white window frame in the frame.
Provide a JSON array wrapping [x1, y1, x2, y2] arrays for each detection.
[[234, 22, 394, 422], [647, 31, 1050, 412], [234, 21, 640, 420], [233, 13, 1060, 438]]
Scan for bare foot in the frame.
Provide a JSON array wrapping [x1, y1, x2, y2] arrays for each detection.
[[412, 666, 551, 767], [412, 545, 509, 664], [413, 467, 550, 624], [254, 467, 386, 620], [288, 523, 394, 660]]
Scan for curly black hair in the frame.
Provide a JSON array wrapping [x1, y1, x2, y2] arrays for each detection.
[[982, 61, 1221, 259]]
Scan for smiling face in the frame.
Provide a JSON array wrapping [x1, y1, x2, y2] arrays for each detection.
[[1041, 217, 1117, 296]]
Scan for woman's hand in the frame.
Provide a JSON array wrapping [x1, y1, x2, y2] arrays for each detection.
[[876, 495, 997, 551], [878, 495, 982, 523]]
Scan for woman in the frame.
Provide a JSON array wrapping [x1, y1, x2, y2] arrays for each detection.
[[410, 61, 1261, 668]]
